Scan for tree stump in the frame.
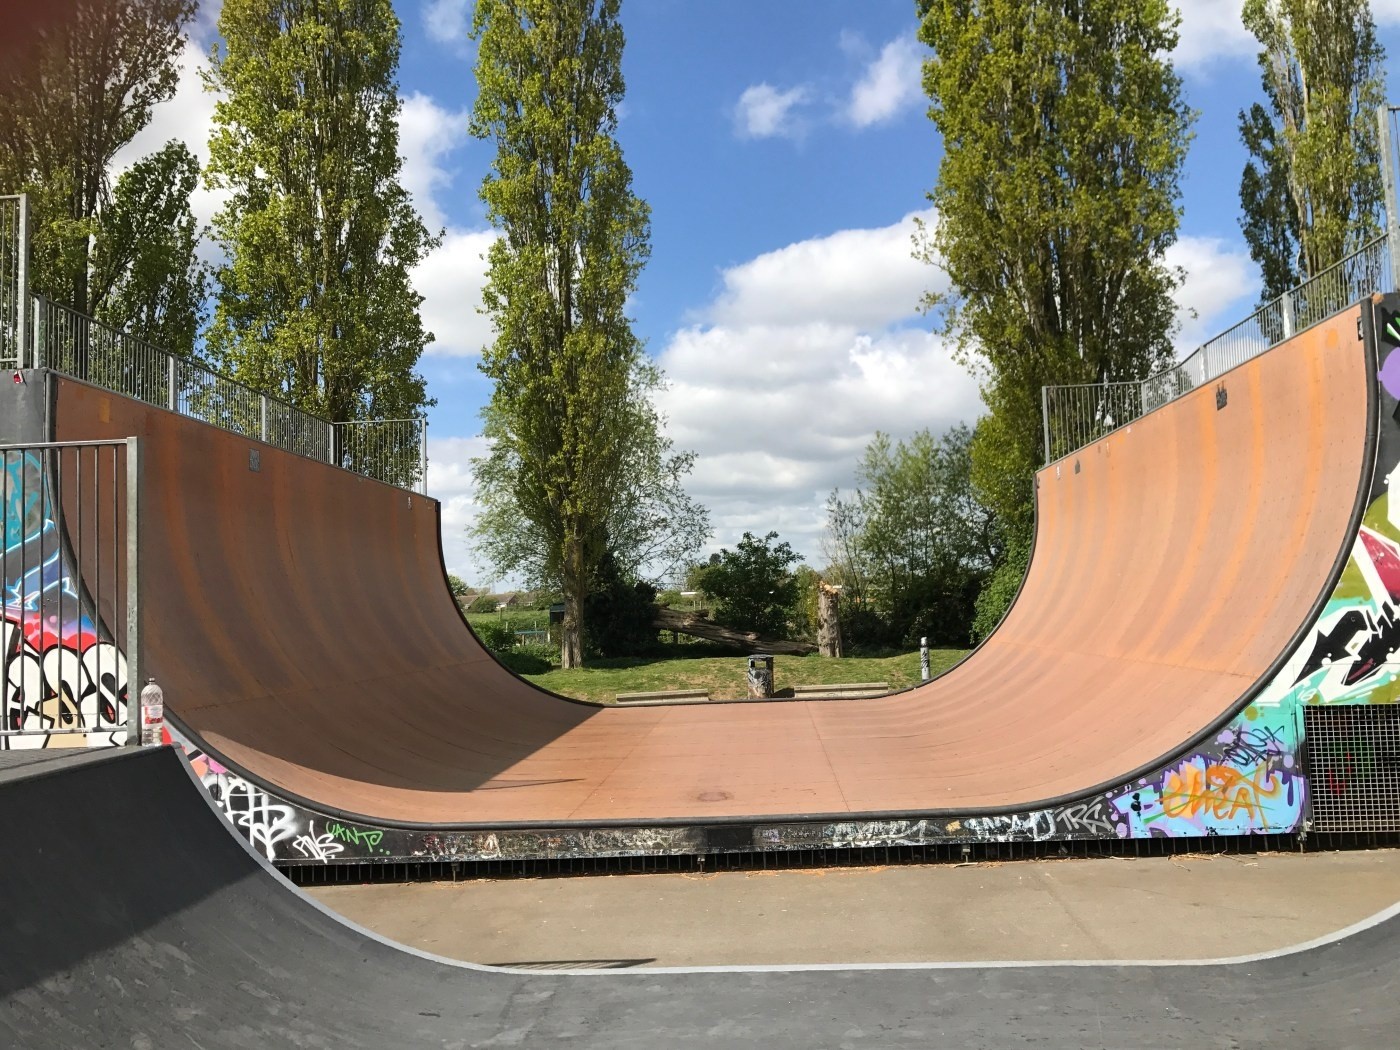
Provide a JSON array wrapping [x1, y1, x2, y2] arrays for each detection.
[[818, 580, 843, 658]]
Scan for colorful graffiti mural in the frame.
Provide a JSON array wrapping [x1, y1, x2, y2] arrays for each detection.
[[2, 451, 127, 749]]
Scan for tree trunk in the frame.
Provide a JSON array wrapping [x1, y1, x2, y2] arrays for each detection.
[[651, 606, 816, 655], [560, 538, 585, 668], [817, 581, 843, 658]]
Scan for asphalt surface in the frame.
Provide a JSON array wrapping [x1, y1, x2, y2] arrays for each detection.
[[3, 746, 1399, 1049], [310, 849, 1400, 967]]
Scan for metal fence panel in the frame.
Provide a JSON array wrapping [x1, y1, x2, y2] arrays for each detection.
[[2, 441, 135, 749], [332, 418, 428, 493], [37, 297, 346, 473], [1305, 705, 1400, 833], [1044, 235, 1393, 464], [1043, 381, 1143, 464]]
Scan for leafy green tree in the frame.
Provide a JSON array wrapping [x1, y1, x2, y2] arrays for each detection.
[[854, 425, 997, 646], [1238, 0, 1385, 302], [446, 574, 470, 598], [970, 529, 1030, 642], [91, 140, 206, 356], [697, 532, 802, 638], [582, 551, 658, 658], [469, 0, 704, 668], [915, 0, 1192, 539], [0, 0, 194, 328], [204, 0, 436, 425]]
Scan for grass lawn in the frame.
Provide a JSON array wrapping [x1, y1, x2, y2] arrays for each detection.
[[516, 648, 970, 704]]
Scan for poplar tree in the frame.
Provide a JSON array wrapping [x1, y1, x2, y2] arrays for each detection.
[[469, 0, 704, 668], [915, 0, 1191, 532], [1238, 0, 1386, 301], [0, 0, 194, 322], [91, 140, 206, 357], [205, 0, 436, 425]]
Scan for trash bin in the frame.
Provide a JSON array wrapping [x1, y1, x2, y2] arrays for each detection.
[[746, 654, 774, 699]]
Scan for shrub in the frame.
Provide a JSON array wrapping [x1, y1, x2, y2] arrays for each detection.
[[474, 618, 516, 652], [468, 594, 498, 614], [497, 647, 553, 675]]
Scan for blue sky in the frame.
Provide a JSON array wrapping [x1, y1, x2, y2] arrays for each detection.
[[121, 1, 1400, 582]]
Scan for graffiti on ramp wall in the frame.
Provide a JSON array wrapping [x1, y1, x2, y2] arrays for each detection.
[[2, 451, 128, 750]]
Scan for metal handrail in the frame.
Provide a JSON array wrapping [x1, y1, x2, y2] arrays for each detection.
[[1043, 233, 1394, 464], [25, 292, 427, 493]]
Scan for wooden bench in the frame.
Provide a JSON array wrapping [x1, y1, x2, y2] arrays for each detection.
[[790, 681, 889, 700], [614, 688, 711, 705]]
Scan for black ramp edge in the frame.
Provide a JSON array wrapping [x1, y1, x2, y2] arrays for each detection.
[[3, 746, 1400, 1048]]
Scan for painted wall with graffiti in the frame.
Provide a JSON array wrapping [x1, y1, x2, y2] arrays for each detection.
[[2, 450, 128, 750]]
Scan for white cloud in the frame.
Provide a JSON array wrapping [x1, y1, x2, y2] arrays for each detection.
[[420, 220, 1261, 574], [734, 83, 811, 140], [1173, 0, 1400, 73], [653, 213, 980, 561], [1166, 235, 1257, 351], [412, 228, 497, 356], [397, 92, 471, 231], [424, 0, 471, 44], [426, 435, 489, 579], [846, 34, 923, 128], [708, 209, 941, 329], [1171, 0, 1257, 71]]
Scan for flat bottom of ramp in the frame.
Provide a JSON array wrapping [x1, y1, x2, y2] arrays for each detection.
[[309, 849, 1400, 968]]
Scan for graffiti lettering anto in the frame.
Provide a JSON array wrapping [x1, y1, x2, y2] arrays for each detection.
[[326, 821, 383, 850]]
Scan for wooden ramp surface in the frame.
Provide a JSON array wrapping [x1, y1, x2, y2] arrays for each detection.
[[53, 306, 1372, 825]]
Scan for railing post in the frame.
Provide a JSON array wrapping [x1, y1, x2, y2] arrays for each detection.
[[419, 417, 428, 495], [124, 436, 142, 747], [167, 354, 177, 411], [259, 395, 268, 442], [328, 422, 336, 466], [1380, 105, 1400, 291], [1041, 386, 1052, 465], [30, 294, 43, 370], [1281, 290, 1296, 340], [15, 193, 28, 366]]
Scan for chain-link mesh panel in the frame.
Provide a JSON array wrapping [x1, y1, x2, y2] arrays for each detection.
[[1305, 705, 1400, 833]]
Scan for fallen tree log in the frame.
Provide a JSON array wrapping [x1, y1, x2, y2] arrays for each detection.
[[652, 606, 816, 655]]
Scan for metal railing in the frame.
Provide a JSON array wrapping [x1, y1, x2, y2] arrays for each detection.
[[332, 418, 428, 494], [36, 296, 334, 463], [1043, 234, 1393, 464], [1, 439, 140, 750], [1041, 381, 1144, 466], [30, 290, 429, 491], [0, 192, 427, 493], [0, 195, 27, 369]]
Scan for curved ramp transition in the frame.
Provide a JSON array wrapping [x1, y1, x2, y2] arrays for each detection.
[[3, 747, 1398, 1049], [48, 305, 1373, 828]]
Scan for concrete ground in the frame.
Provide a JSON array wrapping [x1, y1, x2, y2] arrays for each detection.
[[306, 848, 1400, 968]]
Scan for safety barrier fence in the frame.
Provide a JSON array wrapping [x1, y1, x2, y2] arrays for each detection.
[[1, 439, 140, 749], [1043, 234, 1393, 465], [331, 417, 428, 494], [20, 293, 427, 493], [0, 192, 426, 493]]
